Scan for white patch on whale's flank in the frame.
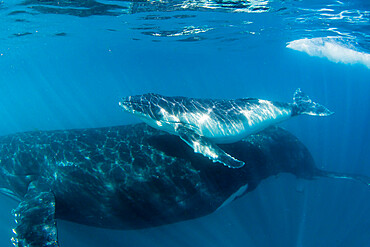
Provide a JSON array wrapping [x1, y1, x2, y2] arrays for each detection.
[[240, 100, 292, 136], [287, 37, 370, 69], [217, 184, 248, 211], [185, 101, 291, 144]]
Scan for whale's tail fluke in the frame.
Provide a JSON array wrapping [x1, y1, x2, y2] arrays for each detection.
[[292, 88, 334, 116], [315, 169, 370, 187]]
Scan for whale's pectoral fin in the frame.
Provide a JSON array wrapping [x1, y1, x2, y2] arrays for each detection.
[[177, 126, 245, 168], [12, 181, 59, 247]]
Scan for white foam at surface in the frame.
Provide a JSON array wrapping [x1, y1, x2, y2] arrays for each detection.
[[286, 37, 370, 69]]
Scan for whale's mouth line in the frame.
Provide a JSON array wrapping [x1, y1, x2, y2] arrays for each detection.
[[119, 99, 159, 122]]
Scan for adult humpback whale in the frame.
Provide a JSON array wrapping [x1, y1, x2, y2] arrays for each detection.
[[0, 124, 368, 247], [119, 89, 333, 168]]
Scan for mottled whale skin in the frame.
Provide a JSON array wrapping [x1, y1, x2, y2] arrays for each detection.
[[0, 124, 368, 247], [119, 89, 333, 168]]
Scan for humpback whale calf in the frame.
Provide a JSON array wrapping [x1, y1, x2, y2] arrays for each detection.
[[0, 123, 368, 247], [119, 89, 333, 168]]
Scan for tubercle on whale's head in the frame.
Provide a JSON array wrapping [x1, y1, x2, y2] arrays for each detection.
[[119, 93, 169, 121]]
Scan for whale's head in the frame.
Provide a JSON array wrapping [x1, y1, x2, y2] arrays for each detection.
[[119, 93, 176, 128]]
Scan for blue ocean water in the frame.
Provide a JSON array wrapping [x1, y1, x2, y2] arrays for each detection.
[[0, 0, 369, 246]]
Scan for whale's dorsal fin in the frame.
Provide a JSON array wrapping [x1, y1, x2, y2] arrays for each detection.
[[11, 181, 59, 247], [177, 126, 245, 168]]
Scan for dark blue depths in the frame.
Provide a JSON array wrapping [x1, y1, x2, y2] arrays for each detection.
[[0, 0, 369, 246]]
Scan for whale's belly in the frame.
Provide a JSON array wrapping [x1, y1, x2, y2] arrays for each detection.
[[182, 103, 292, 144]]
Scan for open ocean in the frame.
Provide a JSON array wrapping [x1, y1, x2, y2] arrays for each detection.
[[0, 0, 369, 246]]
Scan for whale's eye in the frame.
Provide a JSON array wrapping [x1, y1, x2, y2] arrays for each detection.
[[159, 108, 166, 115]]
